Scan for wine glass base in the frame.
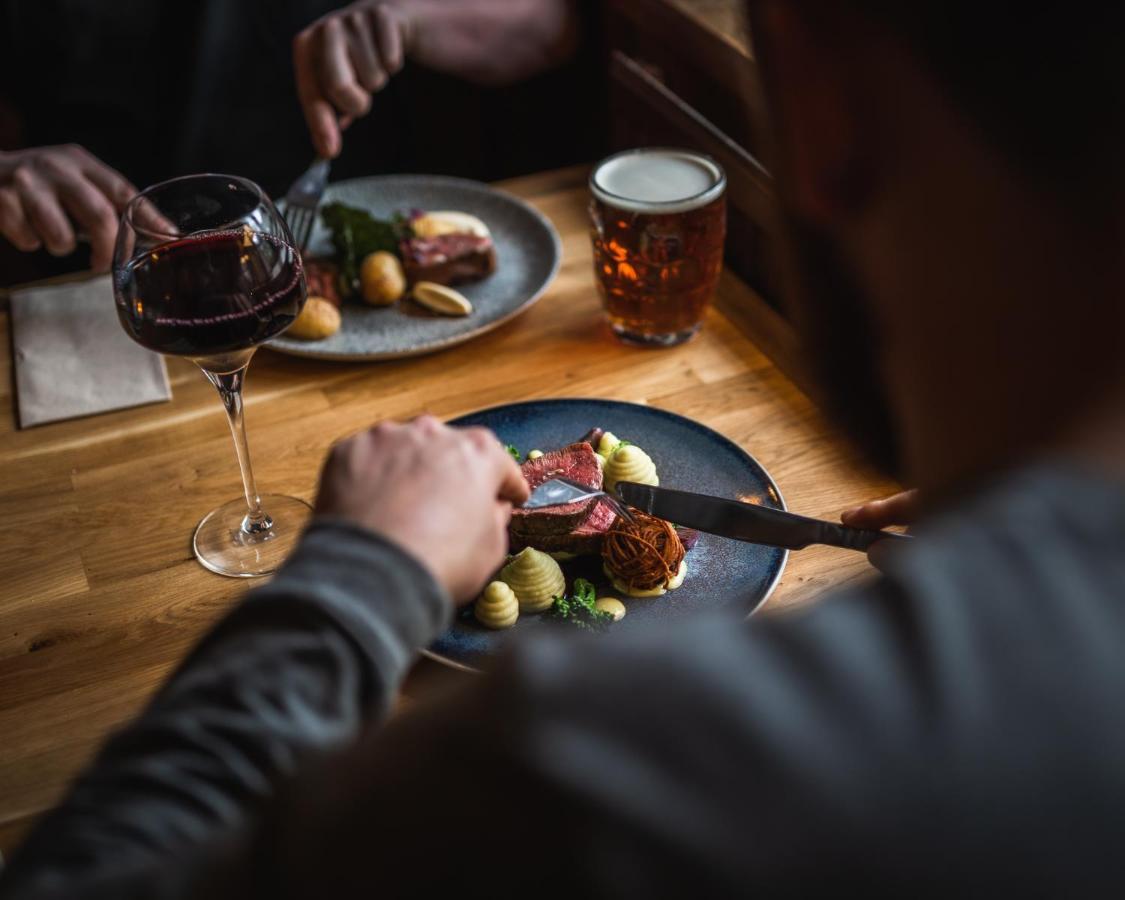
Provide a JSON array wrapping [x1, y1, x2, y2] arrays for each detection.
[[193, 494, 313, 578]]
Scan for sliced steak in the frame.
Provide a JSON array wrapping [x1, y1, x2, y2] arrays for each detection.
[[510, 442, 602, 537], [304, 259, 342, 306], [400, 233, 497, 286], [511, 499, 618, 556]]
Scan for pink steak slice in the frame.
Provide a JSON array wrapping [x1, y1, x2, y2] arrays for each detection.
[[510, 442, 603, 538], [510, 498, 618, 556], [400, 233, 497, 286]]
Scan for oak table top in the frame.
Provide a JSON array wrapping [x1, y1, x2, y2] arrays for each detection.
[[0, 165, 894, 857]]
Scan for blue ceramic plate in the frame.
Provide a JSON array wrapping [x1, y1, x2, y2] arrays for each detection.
[[269, 175, 560, 361], [428, 398, 788, 672]]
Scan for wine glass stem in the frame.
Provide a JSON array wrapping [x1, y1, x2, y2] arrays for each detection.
[[204, 363, 271, 536]]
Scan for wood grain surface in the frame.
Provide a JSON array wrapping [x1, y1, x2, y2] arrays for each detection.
[[0, 165, 895, 857]]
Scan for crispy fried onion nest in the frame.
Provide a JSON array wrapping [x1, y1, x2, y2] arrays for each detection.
[[602, 510, 685, 592]]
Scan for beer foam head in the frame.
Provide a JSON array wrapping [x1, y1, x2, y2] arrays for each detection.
[[591, 148, 725, 214]]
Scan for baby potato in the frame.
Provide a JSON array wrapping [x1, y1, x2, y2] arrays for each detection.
[[286, 296, 341, 340], [360, 251, 406, 306]]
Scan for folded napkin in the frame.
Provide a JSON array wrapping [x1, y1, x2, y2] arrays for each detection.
[[10, 276, 171, 428]]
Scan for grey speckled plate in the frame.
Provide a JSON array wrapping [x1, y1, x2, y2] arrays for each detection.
[[269, 175, 561, 361], [428, 398, 789, 673]]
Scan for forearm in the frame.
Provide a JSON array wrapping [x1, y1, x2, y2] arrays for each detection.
[[0, 521, 449, 898], [399, 0, 579, 84]]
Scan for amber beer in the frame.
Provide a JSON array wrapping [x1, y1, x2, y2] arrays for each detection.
[[589, 148, 726, 345]]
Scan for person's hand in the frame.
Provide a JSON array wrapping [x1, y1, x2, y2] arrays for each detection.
[[841, 489, 920, 570], [0, 145, 137, 271], [293, 0, 577, 158], [293, 1, 410, 159], [840, 489, 920, 531], [314, 416, 529, 603]]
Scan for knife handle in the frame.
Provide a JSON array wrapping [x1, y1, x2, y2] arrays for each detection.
[[814, 521, 912, 552]]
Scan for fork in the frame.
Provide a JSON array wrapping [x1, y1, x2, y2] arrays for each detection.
[[281, 157, 331, 253], [523, 477, 635, 523]]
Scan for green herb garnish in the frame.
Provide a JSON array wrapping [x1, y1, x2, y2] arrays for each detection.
[[506, 444, 522, 462], [547, 578, 613, 632], [320, 202, 412, 297]]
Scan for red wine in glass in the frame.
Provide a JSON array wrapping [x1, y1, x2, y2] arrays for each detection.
[[115, 229, 304, 357]]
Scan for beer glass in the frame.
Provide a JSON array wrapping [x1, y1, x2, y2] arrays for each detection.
[[589, 148, 726, 346]]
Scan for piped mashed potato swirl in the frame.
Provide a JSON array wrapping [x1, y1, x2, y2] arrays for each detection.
[[474, 581, 520, 629], [500, 547, 566, 613], [603, 444, 659, 493]]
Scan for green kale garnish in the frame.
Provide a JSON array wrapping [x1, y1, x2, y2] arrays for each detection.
[[548, 578, 614, 632], [505, 444, 522, 462], [320, 202, 411, 296]]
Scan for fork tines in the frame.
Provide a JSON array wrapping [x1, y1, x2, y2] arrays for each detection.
[[282, 157, 330, 253], [283, 203, 315, 253]]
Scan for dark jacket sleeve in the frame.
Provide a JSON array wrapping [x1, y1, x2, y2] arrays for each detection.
[[0, 519, 450, 899], [6, 470, 1124, 897], [235, 472, 1125, 898]]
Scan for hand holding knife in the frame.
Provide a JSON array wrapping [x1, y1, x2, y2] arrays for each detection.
[[614, 482, 911, 552]]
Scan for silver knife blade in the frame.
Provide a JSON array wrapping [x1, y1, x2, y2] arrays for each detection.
[[615, 482, 910, 553]]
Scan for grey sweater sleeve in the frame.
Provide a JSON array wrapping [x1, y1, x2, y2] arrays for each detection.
[[0, 520, 450, 899], [239, 468, 1125, 897], [6, 468, 1124, 897]]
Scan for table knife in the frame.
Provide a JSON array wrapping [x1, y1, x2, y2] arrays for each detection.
[[615, 482, 911, 553]]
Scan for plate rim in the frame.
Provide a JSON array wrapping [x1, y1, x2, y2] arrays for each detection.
[[422, 397, 790, 673], [267, 174, 562, 362]]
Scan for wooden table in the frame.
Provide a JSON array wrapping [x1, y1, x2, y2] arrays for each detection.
[[0, 165, 894, 857]]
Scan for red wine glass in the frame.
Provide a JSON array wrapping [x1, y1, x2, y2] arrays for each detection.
[[113, 174, 311, 577]]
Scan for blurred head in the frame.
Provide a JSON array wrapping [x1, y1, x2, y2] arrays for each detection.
[[746, 2, 1123, 493]]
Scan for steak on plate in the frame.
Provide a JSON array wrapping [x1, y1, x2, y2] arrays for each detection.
[[400, 233, 496, 286], [510, 498, 617, 556], [303, 259, 342, 306], [510, 442, 602, 537], [510, 428, 699, 558]]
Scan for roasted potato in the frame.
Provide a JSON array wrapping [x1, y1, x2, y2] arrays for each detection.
[[360, 251, 406, 306], [287, 296, 341, 340]]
